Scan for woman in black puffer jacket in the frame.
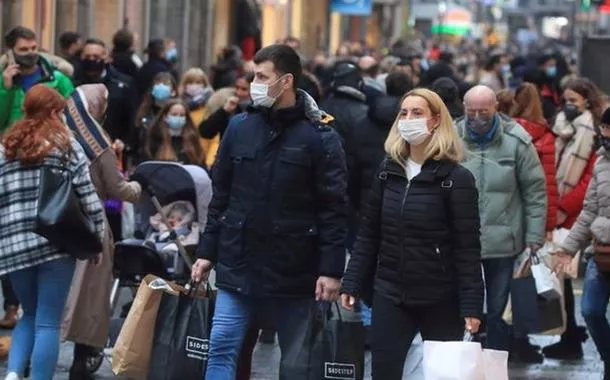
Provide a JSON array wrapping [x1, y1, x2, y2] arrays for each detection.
[[341, 88, 484, 380]]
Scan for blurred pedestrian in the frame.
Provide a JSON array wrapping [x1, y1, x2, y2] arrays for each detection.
[[479, 53, 508, 92], [135, 38, 178, 99], [0, 85, 104, 380], [431, 77, 464, 119], [496, 89, 515, 115], [57, 31, 82, 69], [211, 45, 243, 90], [111, 28, 142, 79]]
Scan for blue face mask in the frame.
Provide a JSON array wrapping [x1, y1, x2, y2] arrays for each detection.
[[501, 64, 511, 75], [165, 115, 186, 130], [546, 66, 557, 78], [152, 83, 172, 101], [166, 47, 178, 61]]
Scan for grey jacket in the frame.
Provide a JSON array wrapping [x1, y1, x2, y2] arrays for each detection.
[[562, 148, 610, 254]]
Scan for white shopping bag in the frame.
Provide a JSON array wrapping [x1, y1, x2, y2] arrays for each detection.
[[423, 340, 508, 380], [531, 260, 562, 300]]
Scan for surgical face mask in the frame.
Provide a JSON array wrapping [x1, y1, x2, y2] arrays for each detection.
[[250, 76, 286, 108], [563, 103, 582, 122], [467, 115, 492, 136], [165, 115, 186, 135], [166, 47, 178, 62], [501, 64, 511, 75], [398, 118, 431, 146], [13, 52, 39, 69], [546, 66, 557, 78], [185, 83, 205, 97], [152, 83, 173, 101]]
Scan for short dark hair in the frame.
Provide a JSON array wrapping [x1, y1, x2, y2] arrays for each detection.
[[484, 54, 503, 71], [58, 31, 81, 51], [386, 72, 413, 97], [112, 29, 134, 53], [5, 26, 36, 48], [145, 38, 165, 58], [84, 38, 106, 48], [254, 44, 302, 89]]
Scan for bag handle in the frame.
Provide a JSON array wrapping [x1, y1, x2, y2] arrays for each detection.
[[184, 280, 212, 298]]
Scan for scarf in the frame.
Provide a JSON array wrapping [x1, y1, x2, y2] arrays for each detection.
[[63, 85, 112, 161], [554, 110, 596, 196]]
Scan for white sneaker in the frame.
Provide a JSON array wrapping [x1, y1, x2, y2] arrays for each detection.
[[5, 372, 21, 380]]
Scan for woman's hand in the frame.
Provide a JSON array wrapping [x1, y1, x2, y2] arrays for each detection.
[[552, 249, 573, 274], [340, 293, 357, 312], [546, 231, 554, 242], [112, 139, 125, 154], [464, 317, 481, 334]]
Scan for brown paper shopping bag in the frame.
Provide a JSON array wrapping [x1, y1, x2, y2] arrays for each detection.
[[112, 274, 173, 379]]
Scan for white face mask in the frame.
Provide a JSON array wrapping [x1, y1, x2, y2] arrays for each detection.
[[398, 118, 431, 145], [250, 76, 285, 108]]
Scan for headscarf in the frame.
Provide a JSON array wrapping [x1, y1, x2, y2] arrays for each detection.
[[64, 84, 112, 161]]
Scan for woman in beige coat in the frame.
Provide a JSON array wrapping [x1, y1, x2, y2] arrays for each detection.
[[60, 84, 142, 380]]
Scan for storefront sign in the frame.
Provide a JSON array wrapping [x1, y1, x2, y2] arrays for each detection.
[[330, 0, 373, 16]]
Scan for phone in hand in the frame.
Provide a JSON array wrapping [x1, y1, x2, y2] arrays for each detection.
[[6, 50, 16, 66]]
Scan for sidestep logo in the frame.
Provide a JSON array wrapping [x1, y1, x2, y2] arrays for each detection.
[[324, 362, 356, 380], [185, 336, 209, 361]]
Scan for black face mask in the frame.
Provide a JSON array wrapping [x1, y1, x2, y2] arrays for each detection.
[[13, 52, 39, 69], [467, 116, 493, 136], [564, 104, 582, 122], [81, 58, 105, 76]]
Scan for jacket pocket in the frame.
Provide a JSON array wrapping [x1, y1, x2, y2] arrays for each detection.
[[279, 146, 311, 166], [271, 220, 318, 275], [218, 211, 247, 266]]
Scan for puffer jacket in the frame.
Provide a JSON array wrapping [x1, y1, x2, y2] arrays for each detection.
[[198, 92, 347, 297], [515, 117, 558, 231], [341, 158, 484, 319], [456, 113, 547, 258], [562, 147, 610, 255]]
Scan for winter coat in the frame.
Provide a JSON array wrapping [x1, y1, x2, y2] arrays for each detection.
[[456, 113, 547, 258], [515, 118, 558, 231], [111, 51, 141, 79], [197, 92, 348, 297], [562, 148, 610, 255], [341, 158, 484, 319], [62, 149, 141, 348], [134, 58, 177, 98], [0, 55, 74, 133], [0, 140, 105, 276], [320, 86, 369, 147]]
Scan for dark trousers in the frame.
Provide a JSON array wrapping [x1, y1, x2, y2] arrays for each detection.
[[370, 293, 464, 380], [2, 276, 18, 309], [564, 278, 578, 334]]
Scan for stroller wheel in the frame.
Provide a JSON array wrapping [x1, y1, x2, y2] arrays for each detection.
[[86, 350, 104, 374]]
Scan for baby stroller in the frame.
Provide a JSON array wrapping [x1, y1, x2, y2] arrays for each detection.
[[86, 161, 212, 373]]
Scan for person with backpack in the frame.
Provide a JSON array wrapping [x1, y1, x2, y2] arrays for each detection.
[[340, 88, 484, 379], [455, 85, 547, 354]]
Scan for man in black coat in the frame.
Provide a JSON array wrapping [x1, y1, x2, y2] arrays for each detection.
[[191, 45, 347, 378], [73, 38, 137, 147], [134, 38, 177, 99]]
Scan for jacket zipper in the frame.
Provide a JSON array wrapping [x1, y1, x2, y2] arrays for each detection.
[[400, 180, 411, 291], [435, 244, 446, 272]]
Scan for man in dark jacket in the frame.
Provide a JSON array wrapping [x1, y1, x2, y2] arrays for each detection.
[[134, 38, 177, 99], [110, 28, 142, 79], [73, 38, 137, 146], [191, 45, 347, 379]]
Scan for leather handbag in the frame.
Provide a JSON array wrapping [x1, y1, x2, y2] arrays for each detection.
[[35, 160, 102, 259], [594, 240, 610, 272]]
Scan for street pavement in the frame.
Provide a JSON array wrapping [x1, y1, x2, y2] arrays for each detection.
[[0, 286, 604, 379]]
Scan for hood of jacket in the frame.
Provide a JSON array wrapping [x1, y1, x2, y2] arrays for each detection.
[[331, 85, 367, 103]]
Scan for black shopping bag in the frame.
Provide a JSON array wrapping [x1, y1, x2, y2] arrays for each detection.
[[511, 275, 563, 334], [148, 282, 213, 380], [323, 303, 365, 380], [279, 303, 365, 380]]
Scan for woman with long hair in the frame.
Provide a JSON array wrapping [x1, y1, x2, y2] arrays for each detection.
[[61, 84, 142, 380], [543, 77, 605, 360], [144, 99, 205, 165], [340, 88, 484, 379], [0, 85, 105, 380]]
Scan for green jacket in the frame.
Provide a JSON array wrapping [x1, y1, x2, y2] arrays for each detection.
[[0, 55, 74, 134], [456, 113, 547, 259]]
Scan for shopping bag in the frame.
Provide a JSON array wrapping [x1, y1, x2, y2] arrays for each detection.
[[112, 275, 170, 380], [148, 282, 213, 380], [423, 337, 508, 380], [511, 274, 563, 334], [530, 253, 562, 300], [322, 303, 365, 380]]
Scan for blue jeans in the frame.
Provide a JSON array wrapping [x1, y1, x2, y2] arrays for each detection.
[[482, 257, 515, 350], [205, 289, 315, 379], [581, 259, 610, 362], [7, 257, 76, 379], [361, 301, 372, 326]]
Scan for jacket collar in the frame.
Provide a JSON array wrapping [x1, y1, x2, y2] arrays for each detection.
[[382, 157, 455, 183]]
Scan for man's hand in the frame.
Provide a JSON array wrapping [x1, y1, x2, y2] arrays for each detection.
[[465, 317, 481, 334], [315, 276, 340, 302], [2, 64, 20, 90], [545, 231, 554, 242], [191, 258, 213, 282], [223, 96, 240, 113], [527, 243, 542, 253], [552, 248, 573, 275], [340, 293, 357, 311]]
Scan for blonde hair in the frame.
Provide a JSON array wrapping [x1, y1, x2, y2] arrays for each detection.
[[179, 67, 209, 95], [384, 88, 464, 167]]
